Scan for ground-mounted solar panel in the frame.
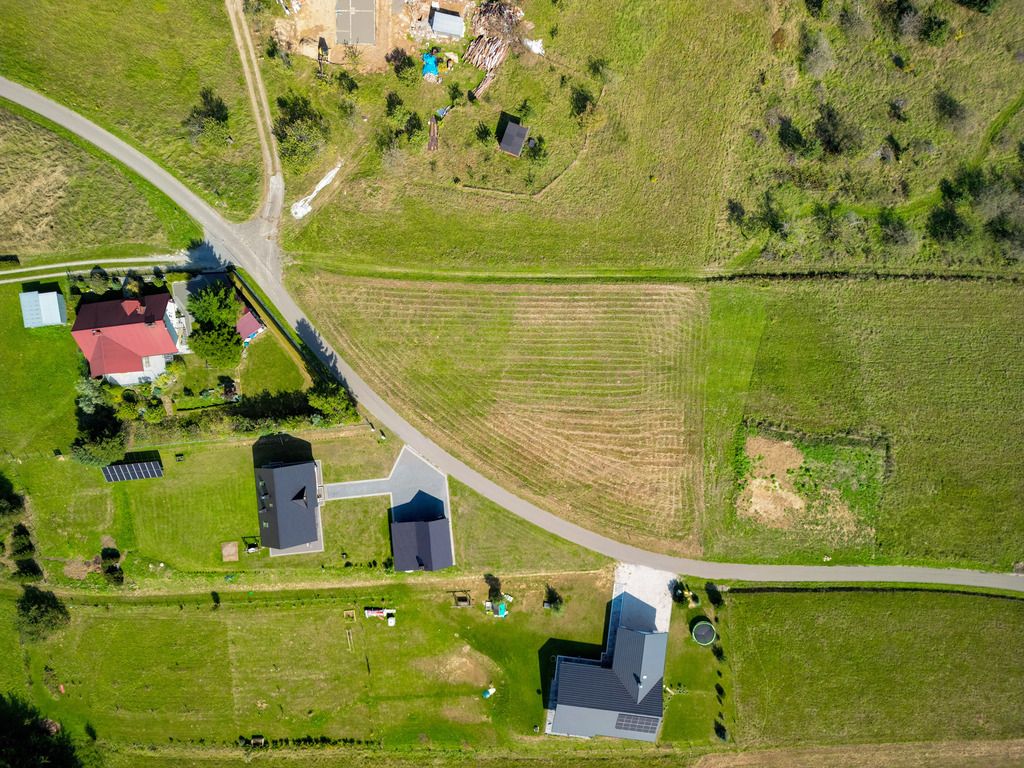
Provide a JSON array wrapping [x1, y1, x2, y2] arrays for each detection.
[[615, 713, 660, 734], [102, 461, 164, 483]]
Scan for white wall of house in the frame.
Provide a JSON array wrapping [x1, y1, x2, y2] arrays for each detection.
[[105, 354, 167, 387]]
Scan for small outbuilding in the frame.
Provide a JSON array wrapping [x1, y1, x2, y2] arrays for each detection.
[[429, 8, 465, 38], [236, 307, 264, 342], [499, 122, 530, 158], [20, 289, 67, 328]]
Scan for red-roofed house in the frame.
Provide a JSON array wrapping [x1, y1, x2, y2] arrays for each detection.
[[71, 292, 184, 386]]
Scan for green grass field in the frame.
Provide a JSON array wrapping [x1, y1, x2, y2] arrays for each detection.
[[0, 0, 261, 219], [729, 588, 1024, 745], [18, 573, 613, 746], [290, 274, 707, 554], [703, 280, 1024, 569], [0, 105, 198, 265]]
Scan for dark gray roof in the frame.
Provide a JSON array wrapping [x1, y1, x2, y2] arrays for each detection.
[[390, 517, 453, 571], [612, 628, 668, 704], [256, 462, 319, 549], [499, 123, 529, 156], [554, 657, 663, 717]]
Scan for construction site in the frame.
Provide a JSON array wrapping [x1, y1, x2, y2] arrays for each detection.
[[272, 0, 483, 72]]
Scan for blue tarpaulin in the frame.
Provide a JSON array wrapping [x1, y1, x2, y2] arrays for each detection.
[[422, 52, 439, 77]]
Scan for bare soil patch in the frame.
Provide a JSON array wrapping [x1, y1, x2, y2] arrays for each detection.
[[737, 436, 806, 529], [738, 435, 864, 542], [412, 643, 492, 687]]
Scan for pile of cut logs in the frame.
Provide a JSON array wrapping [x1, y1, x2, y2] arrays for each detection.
[[465, 35, 510, 71]]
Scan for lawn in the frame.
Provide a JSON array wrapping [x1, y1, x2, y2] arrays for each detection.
[[701, 280, 1024, 569], [0, 0, 261, 219], [276, 0, 769, 276], [0, 105, 198, 266], [18, 572, 613, 747], [728, 588, 1024, 745], [290, 275, 708, 554], [239, 332, 308, 394]]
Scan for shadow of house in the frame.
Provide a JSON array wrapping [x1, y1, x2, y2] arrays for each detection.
[[389, 490, 453, 572], [251, 435, 324, 557], [544, 591, 668, 742]]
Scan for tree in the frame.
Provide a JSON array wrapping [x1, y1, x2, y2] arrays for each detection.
[[70, 434, 125, 467], [189, 325, 242, 368], [188, 282, 242, 367], [0, 695, 84, 768], [878, 206, 912, 245], [273, 92, 328, 164], [74, 377, 109, 416], [188, 282, 240, 328], [814, 103, 860, 155], [307, 381, 357, 424], [483, 573, 502, 603], [15, 586, 70, 642]]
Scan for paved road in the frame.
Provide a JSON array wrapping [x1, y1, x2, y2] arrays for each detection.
[[4, 75, 1022, 593]]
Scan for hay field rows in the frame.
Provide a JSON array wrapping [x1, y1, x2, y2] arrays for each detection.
[[0, 106, 197, 265], [293, 274, 707, 553], [0, 0, 261, 219]]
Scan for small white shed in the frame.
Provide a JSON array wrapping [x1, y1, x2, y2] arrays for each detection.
[[430, 8, 465, 38], [20, 289, 67, 328]]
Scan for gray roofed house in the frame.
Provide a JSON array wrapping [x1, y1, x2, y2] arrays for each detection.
[[20, 289, 67, 328], [548, 596, 669, 742], [389, 489, 454, 572], [255, 461, 325, 556]]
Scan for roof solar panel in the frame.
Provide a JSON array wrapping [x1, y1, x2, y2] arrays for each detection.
[[102, 461, 163, 483], [615, 713, 660, 733]]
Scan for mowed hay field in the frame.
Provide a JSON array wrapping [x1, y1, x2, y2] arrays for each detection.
[[283, 0, 769, 275], [729, 589, 1024, 746], [294, 274, 707, 553], [0, 106, 197, 265], [0, 0, 261, 218], [702, 280, 1024, 569]]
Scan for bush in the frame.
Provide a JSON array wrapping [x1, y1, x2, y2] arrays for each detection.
[[307, 381, 357, 424], [934, 90, 966, 124], [927, 202, 970, 241], [879, 0, 918, 35], [815, 103, 860, 155], [484, 573, 502, 603], [544, 584, 564, 612], [800, 27, 835, 79], [335, 70, 358, 93], [918, 9, 950, 44], [778, 117, 807, 153], [878, 206, 912, 245], [954, 0, 998, 11], [569, 86, 595, 119], [15, 587, 70, 642], [183, 87, 229, 139]]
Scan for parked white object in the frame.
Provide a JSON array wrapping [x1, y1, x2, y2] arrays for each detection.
[[290, 163, 341, 219], [523, 38, 545, 55]]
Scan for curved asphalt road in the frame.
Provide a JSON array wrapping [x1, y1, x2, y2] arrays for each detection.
[[4, 76, 1022, 593]]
